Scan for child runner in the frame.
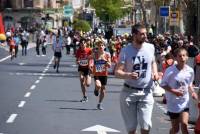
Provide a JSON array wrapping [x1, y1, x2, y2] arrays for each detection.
[[93, 40, 111, 110], [161, 47, 198, 134]]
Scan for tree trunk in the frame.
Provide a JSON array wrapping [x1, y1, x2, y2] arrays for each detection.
[[139, 0, 148, 28]]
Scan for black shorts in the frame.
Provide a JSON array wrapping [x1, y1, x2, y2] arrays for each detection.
[[168, 108, 189, 119], [78, 66, 90, 76], [54, 52, 62, 58], [94, 76, 107, 86]]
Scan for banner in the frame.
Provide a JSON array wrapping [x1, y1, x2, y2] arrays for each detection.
[[0, 13, 5, 34]]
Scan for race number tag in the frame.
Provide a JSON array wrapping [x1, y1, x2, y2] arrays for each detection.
[[79, 59, 88, 66], [95, 60, 106, 72], [95, 64, 105, 72]]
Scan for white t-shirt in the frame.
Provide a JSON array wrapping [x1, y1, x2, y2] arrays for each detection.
[[160, 64, 194, 113], [118, 42, 155, 89]]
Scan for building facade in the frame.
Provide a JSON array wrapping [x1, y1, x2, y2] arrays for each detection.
[[0, 0, 83, 31]]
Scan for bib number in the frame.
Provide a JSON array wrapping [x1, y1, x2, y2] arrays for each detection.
[[80, 59, 88, 66], [95, 64, 105, 72]]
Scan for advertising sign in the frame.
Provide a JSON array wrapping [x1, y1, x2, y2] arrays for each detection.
[[169, 11, 179, 26]]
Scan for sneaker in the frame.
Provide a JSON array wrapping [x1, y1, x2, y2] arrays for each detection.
[[97, 103, 103, 110], [94, 89, 99, 96], [80, 96, 88, 102]]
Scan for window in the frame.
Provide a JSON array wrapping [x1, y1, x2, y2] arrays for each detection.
[[24, 0, 33, 7]]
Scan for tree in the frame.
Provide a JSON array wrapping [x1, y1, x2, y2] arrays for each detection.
[[89, 0, 126, 23], [182, 0, 197, 37], [73, 19, 91, 32]]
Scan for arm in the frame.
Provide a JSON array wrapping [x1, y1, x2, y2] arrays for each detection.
[[161, 85, 184, 97], [152, 60, 159, 81], [114, 62, 139, 79], [188, 85, 198, 100]]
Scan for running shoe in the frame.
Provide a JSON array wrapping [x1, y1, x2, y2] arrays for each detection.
[[97, 103, 103, 110], [80, 96, 88, 102], [94, 89, 99, 96]]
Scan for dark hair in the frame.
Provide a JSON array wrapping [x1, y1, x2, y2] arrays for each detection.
[[80, 38, 86, 44], [131, 23, 146, 34], [165, 53, 174, 60]]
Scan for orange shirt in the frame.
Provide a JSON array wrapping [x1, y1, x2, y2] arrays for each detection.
[[93, 52, 110, 76], [76, 48, 92, 68]]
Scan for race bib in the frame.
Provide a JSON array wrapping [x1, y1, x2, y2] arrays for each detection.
[[95, 60, 106, 72], [95, 64, 105, 72], [79, 59, 88, 66]]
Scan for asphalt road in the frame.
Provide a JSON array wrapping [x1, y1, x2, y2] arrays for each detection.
[[0, 45, 195, 134]]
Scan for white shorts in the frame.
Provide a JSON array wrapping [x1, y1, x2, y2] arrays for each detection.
[[120, 86, 154, 132]]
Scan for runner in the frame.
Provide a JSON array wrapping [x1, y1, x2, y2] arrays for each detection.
[[76, 38, 92, 102], [92, 40, 111, 110], [161, 47, 198, 134], [52, 33, 63, 73], [7, 35, 15, 60]]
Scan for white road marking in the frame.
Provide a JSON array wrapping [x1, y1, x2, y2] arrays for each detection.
[[24, 92, 31, 97], [30, 85, 36, 90], [35, 80, 40, 84], [82, 125, 120, 134], [39, 76, 43, 80], [18, 101, 26, 108], [19, 63, 25, 65], [0, 55, 11, 62], [6, 114, 18, 123]]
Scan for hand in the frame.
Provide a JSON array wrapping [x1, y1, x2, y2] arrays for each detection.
[[127, 72, 139, 79], [152, 73, 159, 81], [191, 92, 198, 100], [172, 89, 184, 97], [77, 60, 80, 65]]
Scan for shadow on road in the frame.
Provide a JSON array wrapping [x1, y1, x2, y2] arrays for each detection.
[[46, 99, 80, 103], [59, 107, 98, 111]]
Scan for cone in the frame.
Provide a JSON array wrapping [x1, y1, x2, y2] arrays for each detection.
[[194, 103, 200, 134]]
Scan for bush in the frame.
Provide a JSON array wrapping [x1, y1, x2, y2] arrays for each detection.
[[73, 20, 91, 32]]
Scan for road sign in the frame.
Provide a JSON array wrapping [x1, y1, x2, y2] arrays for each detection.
[[160, 6, 170, 17], [169, 11, 179, 26], [63, 4, 73, 17]]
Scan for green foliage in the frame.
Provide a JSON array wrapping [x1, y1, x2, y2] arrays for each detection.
[[89, 0, 126, 23], [73, 19, 91, 32], [153, 0, 171, 6]]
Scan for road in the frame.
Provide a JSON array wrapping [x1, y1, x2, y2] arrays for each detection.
[[0, 44, 195, 134]]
